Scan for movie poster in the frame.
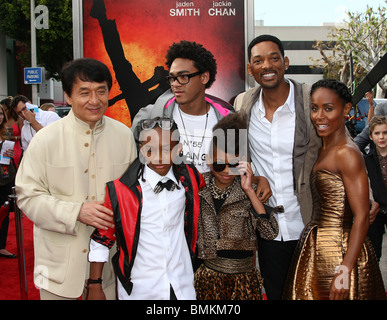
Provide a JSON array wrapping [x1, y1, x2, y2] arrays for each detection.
[[83, 0, 245, 127]]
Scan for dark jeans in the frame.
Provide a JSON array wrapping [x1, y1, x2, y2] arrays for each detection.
[[257, 237, 298, 300]]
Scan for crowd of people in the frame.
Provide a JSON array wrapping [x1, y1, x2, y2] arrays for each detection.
[[1, 35, 386, 300], [0, 95, 60, 259]]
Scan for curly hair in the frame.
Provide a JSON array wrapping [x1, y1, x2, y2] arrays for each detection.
[[165, 40, 217, 89], [310, 79, 352, 105]]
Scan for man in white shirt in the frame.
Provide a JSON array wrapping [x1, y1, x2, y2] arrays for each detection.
[[249, 80, 305, 242], [234, 35, 321, 300], [11, 95, 61, 151]]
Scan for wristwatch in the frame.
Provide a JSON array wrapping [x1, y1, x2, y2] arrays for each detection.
[[87, 278, 102, 285]]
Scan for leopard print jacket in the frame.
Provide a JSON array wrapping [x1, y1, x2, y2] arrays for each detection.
[[197, 172, 279, 260]]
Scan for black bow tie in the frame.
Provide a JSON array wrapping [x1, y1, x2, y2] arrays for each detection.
[[153, 179, 180, 194]]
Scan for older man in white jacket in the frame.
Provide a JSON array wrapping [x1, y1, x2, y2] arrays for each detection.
[[15, 58, 137, 300]]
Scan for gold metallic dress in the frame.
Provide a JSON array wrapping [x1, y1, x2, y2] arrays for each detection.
[[283, 170, 386, 300]]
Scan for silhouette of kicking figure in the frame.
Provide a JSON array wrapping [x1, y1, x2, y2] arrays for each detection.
[[90, 0, 169, 120]]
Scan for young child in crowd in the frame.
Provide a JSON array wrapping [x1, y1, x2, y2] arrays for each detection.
[[365, 115, 387, 262], [195, 112, 279, 300], [87, 117, 204, 300]]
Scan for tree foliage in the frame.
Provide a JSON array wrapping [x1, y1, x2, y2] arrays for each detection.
[[0, 0, 73, 80], [311, 2, 387, 97]]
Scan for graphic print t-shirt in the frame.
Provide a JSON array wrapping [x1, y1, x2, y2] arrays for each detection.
[[173, 107, 218, 173]]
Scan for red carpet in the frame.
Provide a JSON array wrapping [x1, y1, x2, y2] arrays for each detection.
[[0, 212, 385, 300], [0, 213, 39, 300]]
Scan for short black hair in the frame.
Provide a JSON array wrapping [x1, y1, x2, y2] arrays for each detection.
[[165, 40, 217, 89], [60, 58, 112, 96], [136, 117, 181, 182], [310, 79, 352, 105], [248, 34, 285, 61]]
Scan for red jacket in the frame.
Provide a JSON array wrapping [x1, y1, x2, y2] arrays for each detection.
[[91, 158, 204, 295]]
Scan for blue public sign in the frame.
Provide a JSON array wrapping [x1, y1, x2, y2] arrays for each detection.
[[24, 67, 43, 84]]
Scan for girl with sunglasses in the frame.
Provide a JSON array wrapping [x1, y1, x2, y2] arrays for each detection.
[[194, 112, 278, 300]]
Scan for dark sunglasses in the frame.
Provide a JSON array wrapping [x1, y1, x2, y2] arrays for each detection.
[[140, 118, 175, 130], [212, 162, 240, 172]]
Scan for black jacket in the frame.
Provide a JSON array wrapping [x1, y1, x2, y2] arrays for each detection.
[[364, 147, 387, 212]]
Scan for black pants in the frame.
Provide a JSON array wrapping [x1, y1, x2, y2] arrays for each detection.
[[0, 181, 13, 250], [368, 212, 387, 262], [257, 237, 298, 300], [170, 285, 177, 300]]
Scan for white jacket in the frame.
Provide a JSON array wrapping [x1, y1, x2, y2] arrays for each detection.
[[15, 110, 137, 298]]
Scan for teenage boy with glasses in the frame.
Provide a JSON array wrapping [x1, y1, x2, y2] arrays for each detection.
[[132, 40, 271, 201], [132, 40, 230, 174]]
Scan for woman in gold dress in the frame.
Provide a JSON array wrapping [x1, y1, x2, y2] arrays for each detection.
[[283, 79, 385, 300]]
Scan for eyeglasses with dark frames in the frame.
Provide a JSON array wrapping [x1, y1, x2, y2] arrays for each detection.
[[140, 118, 175, 131], [166, 71, 201, 86]]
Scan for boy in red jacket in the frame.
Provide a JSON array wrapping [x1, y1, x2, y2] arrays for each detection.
[[87, 117, 204, 300]]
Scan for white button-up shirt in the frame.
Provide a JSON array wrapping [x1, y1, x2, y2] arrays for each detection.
[[89, 165, 195, 300], [248, 81, 304, 241]]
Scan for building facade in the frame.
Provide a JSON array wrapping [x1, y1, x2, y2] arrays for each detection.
[[253, 25, 333, 85]]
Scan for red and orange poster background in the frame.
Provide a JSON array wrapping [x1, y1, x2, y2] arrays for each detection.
[[83, 0, 245, 127]]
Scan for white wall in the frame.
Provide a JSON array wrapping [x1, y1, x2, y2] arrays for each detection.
[[253, 25, 334, 85]]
